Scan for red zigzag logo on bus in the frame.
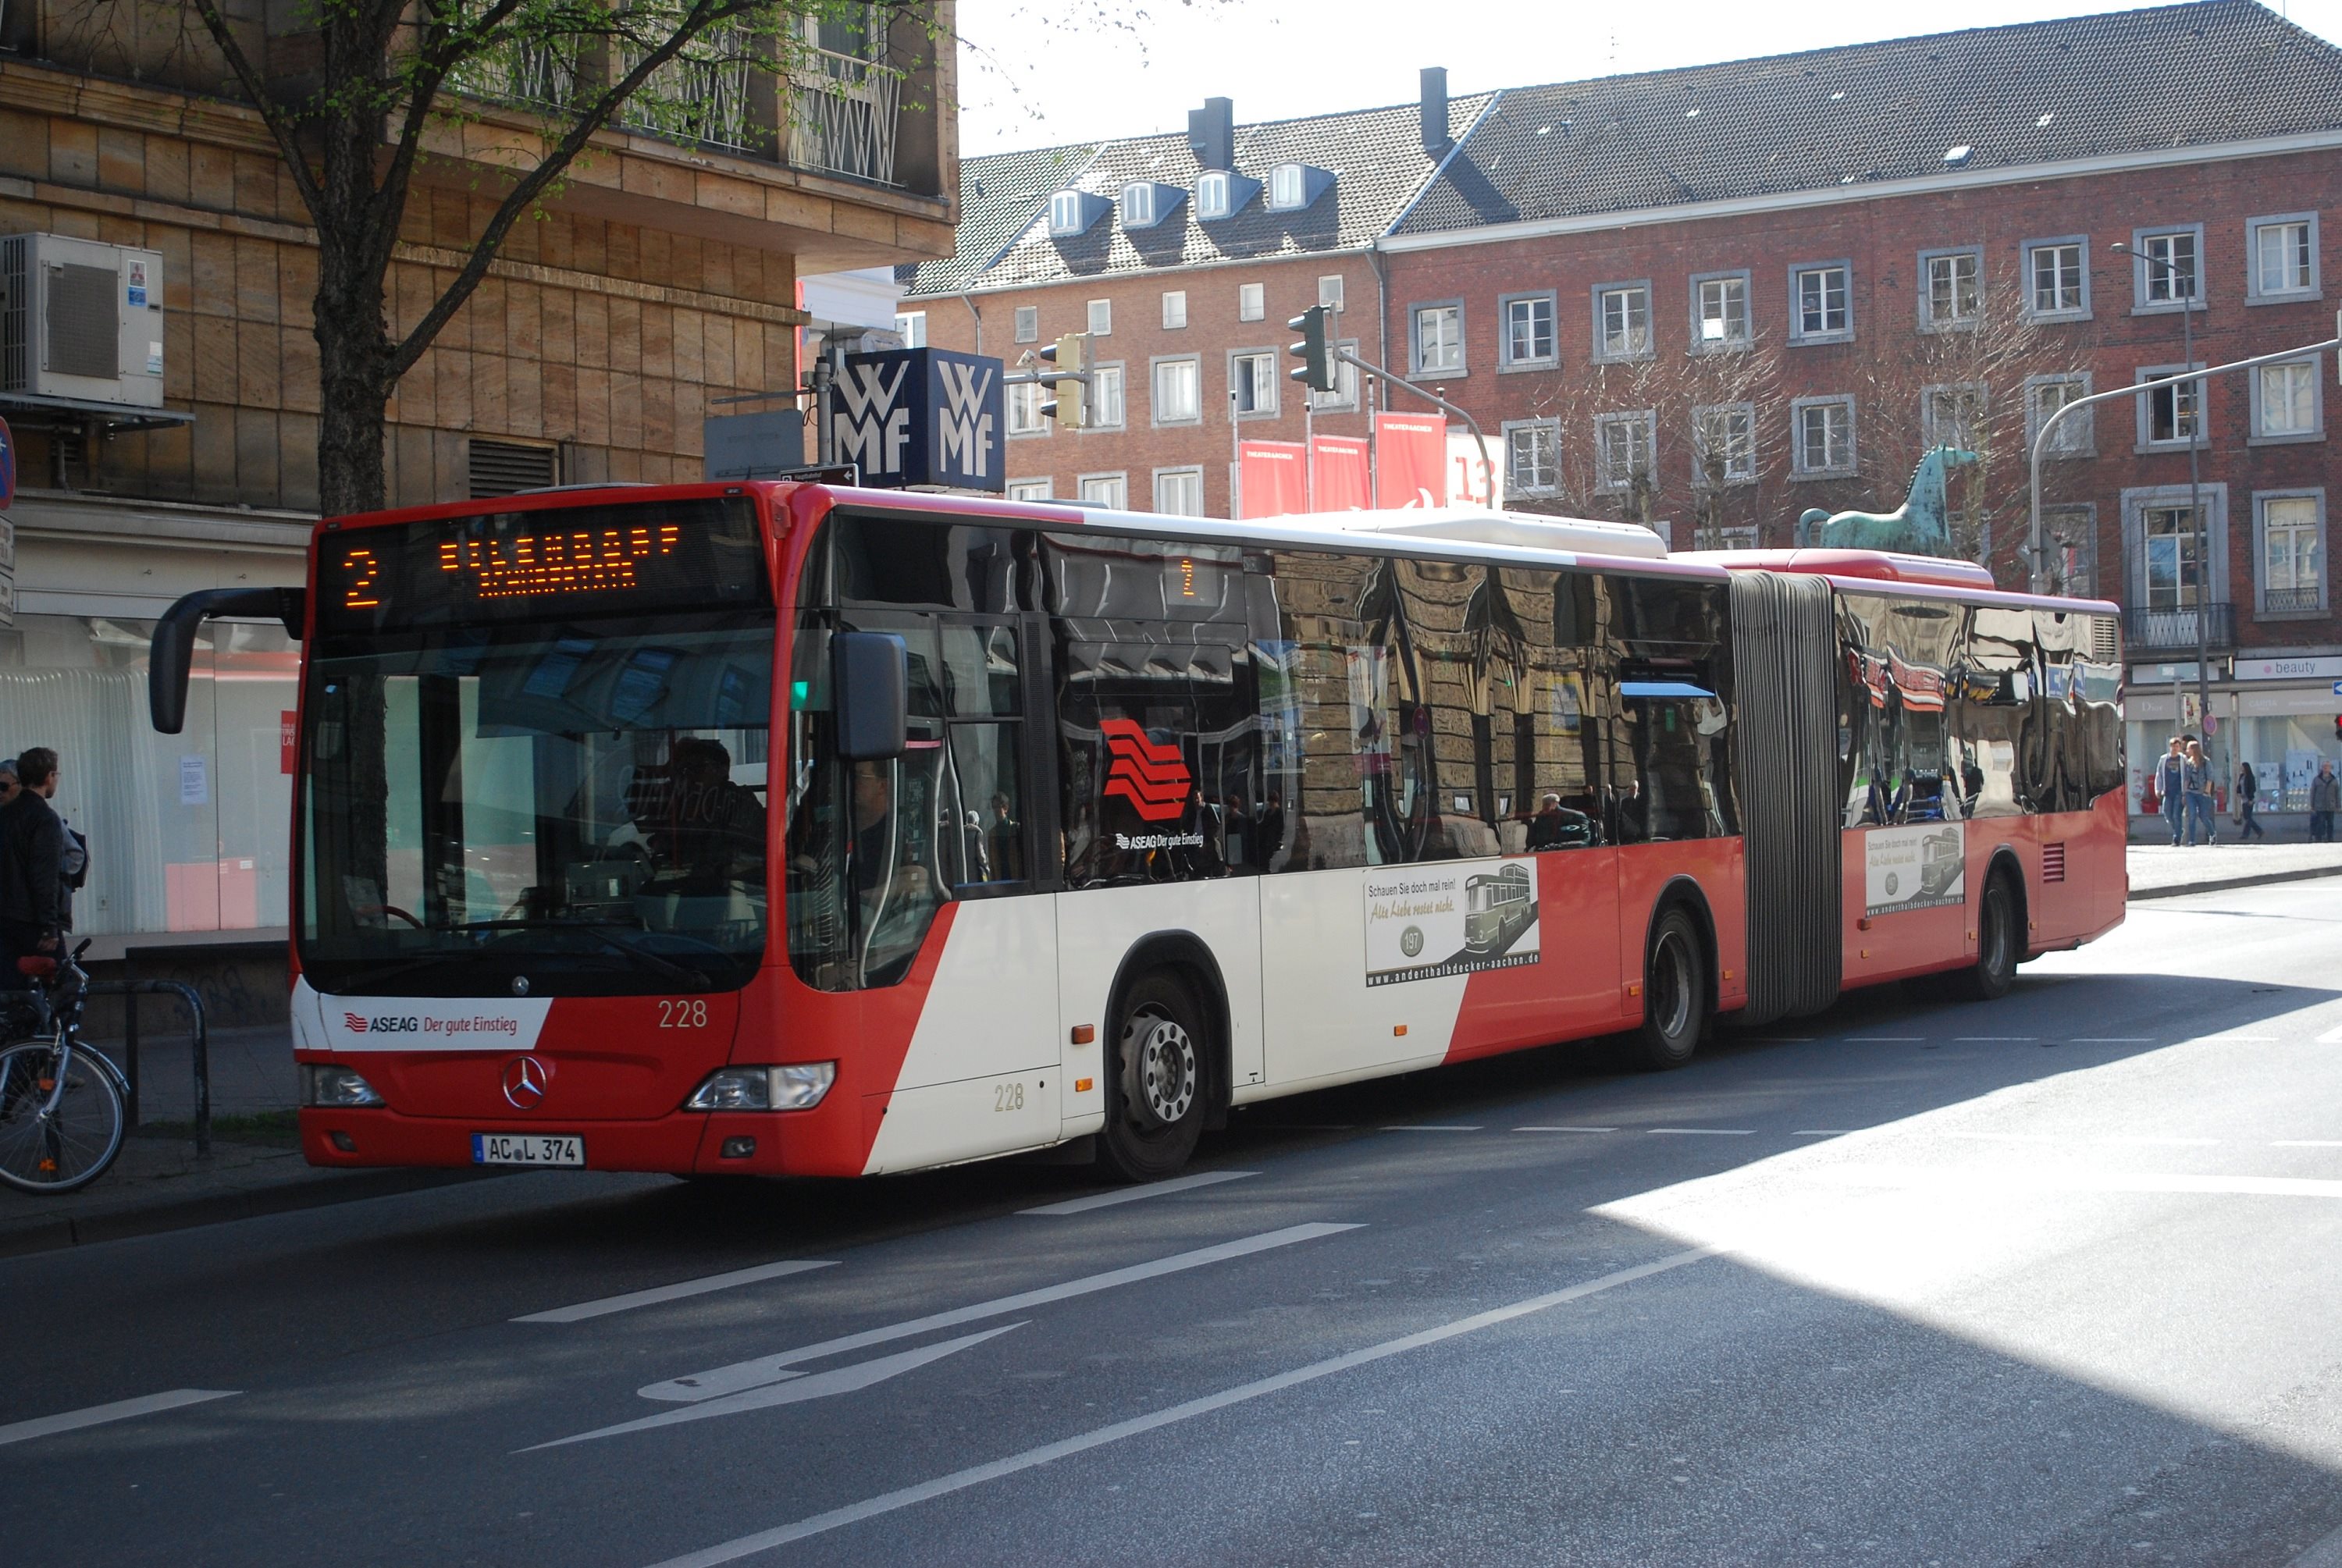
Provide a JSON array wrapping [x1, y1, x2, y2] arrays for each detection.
[[1099, 718, 1191, 823]]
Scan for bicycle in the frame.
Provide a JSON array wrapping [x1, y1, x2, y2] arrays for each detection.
[[0, 939, 129, 1194]]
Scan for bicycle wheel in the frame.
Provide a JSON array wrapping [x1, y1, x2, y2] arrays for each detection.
[[0, 1038, 126, 1194]]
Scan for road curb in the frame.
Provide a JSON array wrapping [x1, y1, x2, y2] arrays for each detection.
[[0, 1164, 509, 1260], [2127, 861, 2342, 902]]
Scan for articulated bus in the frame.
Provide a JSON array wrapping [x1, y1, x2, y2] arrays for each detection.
[[150, 483, 2127, 1183]]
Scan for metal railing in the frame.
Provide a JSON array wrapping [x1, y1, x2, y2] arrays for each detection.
[[91, 980, 210, 1157], [2123, 601, 2235, 654], [2262, 585, 2322, 614], [788, 45, 901, 184]]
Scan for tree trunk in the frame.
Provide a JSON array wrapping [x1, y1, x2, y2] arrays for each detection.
[[314, 260, 393, 517]]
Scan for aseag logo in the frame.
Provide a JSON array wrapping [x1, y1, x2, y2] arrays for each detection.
[[343, 1012, 419, 1033], [1100, 718, 1191, 823]]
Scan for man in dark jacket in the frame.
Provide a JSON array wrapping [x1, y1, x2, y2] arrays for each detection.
[[0, 747, 66, 986]]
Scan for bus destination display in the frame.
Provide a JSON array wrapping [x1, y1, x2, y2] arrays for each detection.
[[318, 498, 766, 633]]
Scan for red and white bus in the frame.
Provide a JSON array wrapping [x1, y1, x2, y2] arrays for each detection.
[[150, 483, 2127, 1182]]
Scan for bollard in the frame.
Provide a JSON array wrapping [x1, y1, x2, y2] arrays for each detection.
[[87, 980, 210, 1159]]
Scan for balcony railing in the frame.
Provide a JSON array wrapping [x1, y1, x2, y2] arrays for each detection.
[[2123, 601, 2236, 653], [2261, 585, 2323, 615], [788, 46, 901, 185]]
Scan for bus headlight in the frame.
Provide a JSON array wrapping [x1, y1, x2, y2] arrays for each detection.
[[301, 1065, 385, 1107], [685, 1063, 836, 1112]]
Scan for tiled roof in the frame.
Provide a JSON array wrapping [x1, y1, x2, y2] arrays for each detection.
[[1398, 0, 2342, 236], [902, 94, 1494, 298]]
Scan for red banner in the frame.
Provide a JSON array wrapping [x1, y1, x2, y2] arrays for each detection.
[[1374, 413, 1447, 509], [1237, 440, 1308, 519], [281, 711, 298, 774], [1310, 436, 1369, 513]]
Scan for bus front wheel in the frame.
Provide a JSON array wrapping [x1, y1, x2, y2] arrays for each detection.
[[1098, 973, 1207, 1182], [1630, 907, 1707, 1072]]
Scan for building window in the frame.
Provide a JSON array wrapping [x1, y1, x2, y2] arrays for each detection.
[[1791, 396, 1855, 476], [1238, 283, 1265, 322], [2142, 503, 2204, 611], [1231, 350, 1277, 416], [2136, 364, 2205, 448], [1789, 261, 1850, 341], [1087, 299, 1112, 336], [1154, 468, 1205, 517], [1593, 282, 1652, 361], [895, 311, 927, 347], [1319, 276, 1345, 311], [1412, 303, 1464, 375], [1197, 172, 1233, 220], [1922, 382, 1988, 451], [1594, 411, 1656, 493], [1089, 363, 1126, 430], [1692, 403, 1756, 485], [1920, 248, 1981, 329], [1499, 293, 1557, 368], [1013, 306, 1038, 343], [2123, 484, 2230, 620], [2024, 239, 2089, 319], [1309, 341, 1360, 411], [2027, 374, 2094, 457], [2257, 492, 2326, 615], [1006, 478, 1053, 501], [1504, 421, 1559, 495], [1078, 473, 1128, 507], [2248, 213, 2319, 301], [1048, 190, 1090, 235], [1006, 380, 1047, 436], [2251, 357, 2322, 442], [1151, 356, 1201, 425], [1690, 271, 1751, 350], [2132, 225, 2204, 308], [1162, 291, 1187, 329]]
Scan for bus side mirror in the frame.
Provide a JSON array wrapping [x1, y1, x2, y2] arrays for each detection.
[[834, 631, 907, 760], [149, 586, 306, 734]]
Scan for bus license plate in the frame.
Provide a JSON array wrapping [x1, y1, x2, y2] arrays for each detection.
[[472, 1133, 584, 1166]]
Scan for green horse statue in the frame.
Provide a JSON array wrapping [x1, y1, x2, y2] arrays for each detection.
[[1797, 445, 1978, 555]]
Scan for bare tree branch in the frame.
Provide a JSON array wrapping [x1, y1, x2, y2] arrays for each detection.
[[184, 0, 328, 222]]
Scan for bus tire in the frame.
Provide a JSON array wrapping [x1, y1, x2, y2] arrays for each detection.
[[1098, 972, 1208, 1182], [1947, 869, 2019, 1002], [1630, 907, 1707, 1072]]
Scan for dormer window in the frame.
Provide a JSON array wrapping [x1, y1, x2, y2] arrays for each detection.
[[1266, 162, 1332, 212], [1119, 181, 1185, 230], [1195, 169, 1260, 222], [1048, 189, 1109, 237]]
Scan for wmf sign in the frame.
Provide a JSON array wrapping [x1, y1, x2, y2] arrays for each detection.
[[834, 349, 1003, 492]]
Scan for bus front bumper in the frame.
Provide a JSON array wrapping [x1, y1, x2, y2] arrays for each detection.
[[297, 1105, 865, 1178]]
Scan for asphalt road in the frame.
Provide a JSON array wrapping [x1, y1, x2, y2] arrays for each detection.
[[8, 882, 2342, 1567]]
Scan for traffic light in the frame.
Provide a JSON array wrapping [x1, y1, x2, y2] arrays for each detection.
[[1287, 305, 1336, 393], [1038, 332, 1088, 428]]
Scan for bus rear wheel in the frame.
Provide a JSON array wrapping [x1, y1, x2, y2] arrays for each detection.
[[1098, 973, 1207, 1183], [1947, 869, 2019, 1002], [1630, 907, 1707, 1072]]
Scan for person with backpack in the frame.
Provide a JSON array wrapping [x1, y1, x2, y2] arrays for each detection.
[[0, 748, 67, 987]]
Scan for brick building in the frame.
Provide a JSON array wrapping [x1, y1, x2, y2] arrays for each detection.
[[908, 0, 2342, 820], [0, 1, 954, 955]]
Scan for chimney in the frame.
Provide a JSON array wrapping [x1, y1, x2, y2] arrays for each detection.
[[1188, 97, 1235, 172], [1420, 67, 1450, 155]]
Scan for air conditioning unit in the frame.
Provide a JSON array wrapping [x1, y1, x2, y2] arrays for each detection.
[[0, 233, 166, 410]]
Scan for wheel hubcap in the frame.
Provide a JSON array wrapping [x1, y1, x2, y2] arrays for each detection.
[[1123, 1008, 1197, 1127]]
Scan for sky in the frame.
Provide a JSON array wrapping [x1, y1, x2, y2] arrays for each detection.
[[951, 0, 2342, 155]]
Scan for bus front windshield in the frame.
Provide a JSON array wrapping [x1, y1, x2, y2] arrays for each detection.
[[299, 611, 774, 995]]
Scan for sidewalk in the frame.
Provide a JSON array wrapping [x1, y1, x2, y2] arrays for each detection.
[[6, 841, 2339, 1257]]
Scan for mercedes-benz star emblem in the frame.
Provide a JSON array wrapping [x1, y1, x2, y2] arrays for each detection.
[[511, 975, 531, 997], [502, 1055, 548, 1111]]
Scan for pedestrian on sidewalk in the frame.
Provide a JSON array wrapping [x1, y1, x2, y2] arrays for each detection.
[[2312, 761, 2340, 843], [0, 748, 66, 987], [2153, 737, 2187, 847], [2183, 739, 2216, 846], [2233, 761, 2267, 841]]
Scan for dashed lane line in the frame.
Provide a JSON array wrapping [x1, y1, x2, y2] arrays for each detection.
[[514, 1261, 837, 1324], [1513, 1125, 1618, 1134], [1845, 1036, 1924, 1043], [637, 1247, 1721, 1568], [1021, 1170, 1257, 1216], [1648, 1128, 1754, 1137], [0, 1389, 239, 1448], [1381, 1125, 1484, 1132]]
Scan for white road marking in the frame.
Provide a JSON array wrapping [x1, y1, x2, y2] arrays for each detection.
[[1382, 1125, 1482, 1132], [1822, 1163, 2342, 1200], [2072, 1037, 2154, 1044], [1955, 1036, 2036, 1042], [1845, 1036, 1923, 1043], [637, 1247, 1720, 1567], [1514, 1125, 1618, 1134], [0, 1389, 239, 1448], [514, 1261, 837, 1324], [1020, 1170, 1256, 1216], [1793, 1130, 1858, 1138], [2318, 1023, 2342, 1045], [1648, 1127, 1753, 1136], [637, 1222, 1361, 1405], [525, 1325, 1027, 1450]]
